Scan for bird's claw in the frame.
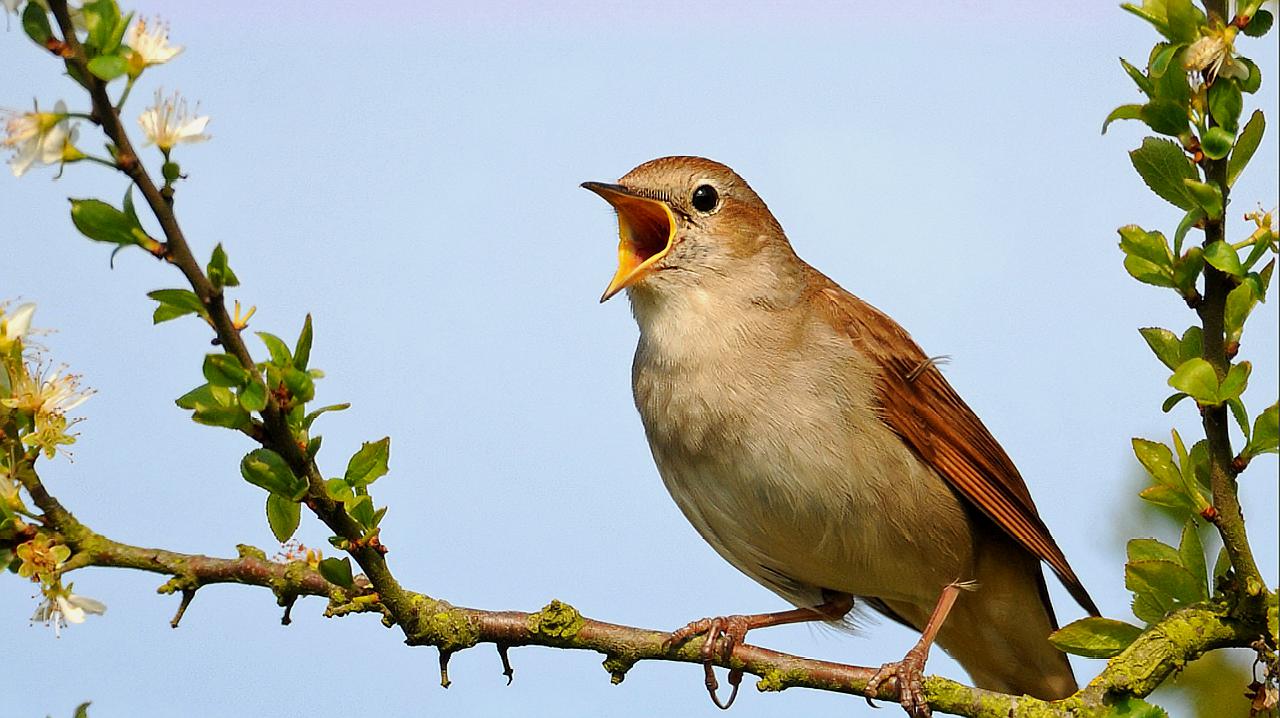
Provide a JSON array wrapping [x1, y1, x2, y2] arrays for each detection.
[[664, 615, 752, 710], [864, 648, 930, 718]]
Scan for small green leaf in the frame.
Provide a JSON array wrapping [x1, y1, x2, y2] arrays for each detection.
[[1168, 358, 1219, 404], [302, 403, 350, 430], [1172, 208, 1204, 257], [21, 3, 53, 46], [1245, 403, 1278, 458], [1203, 241, 1244, 276], [73, 702, 92, 718], [240, 448, 306, 500], [1163, 0, 1200, 43], [348, 495, 376, 528], [1178, 521, 1209, 601], [1138, 327, 1182, 370], [1128, 538, 1181, 564], [344, 437, 390, 487], [1105, 105, 1146, 135], [1119, 57, 1154, 95], [239, 378, 268, 412], [1224, 281, 1258, 343], [1236, 57, 1262, 93], [1228, 397, 1251, 440], [1242, 8, 1274, 37], [1219, 362, 1250, 401], [1199, 126, 1233, 160], [281, 367, 315, 403], [1128, 559, 1203, 605], [294, 315, 313, 371], [87, 54, 128, 81], [82, 0, 122, 52], [147, 288, 206, 324], [1132, 439, 1182, 487], [1179, 326, 1203, 363], [325, 478, 354, 503], [318, 557, 354, 588], [202, 353, 249, 388], [174, 383, 252, 430], [1049, 617, 1144, 658], [1129, 138, 1198, 210], [1206, 78, 1243, 134], [70, 198, 141, 246], [256, 332, 292, 366], [1181, 179, 1223, 219], [1172, 246, 1204, 295], [207, 244, 240, 290], [1118, 225, 1173, 265], [1124, 255, 1177, 287], [1106, 697, 1171, 718], [1139, 100, 1188, 136], [1227, 110, 1265, 187], [1161, 392, 1190, 413], [1122, 4, 1172, 38], [1139, 484, 1194, 511], [266, 494, 301, 543]]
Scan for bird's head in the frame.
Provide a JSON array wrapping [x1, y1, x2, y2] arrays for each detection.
[[583, 156, 792, 303]]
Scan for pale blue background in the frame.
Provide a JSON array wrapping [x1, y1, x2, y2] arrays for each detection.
[[1, 2, 1277, 717]]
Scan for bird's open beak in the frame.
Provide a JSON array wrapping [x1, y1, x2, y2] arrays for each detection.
[[581, 181, 677, 302]]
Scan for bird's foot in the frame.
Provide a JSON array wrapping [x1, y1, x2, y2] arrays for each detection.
[[663, 615, 750, 710], [864, 646, 930, 718]]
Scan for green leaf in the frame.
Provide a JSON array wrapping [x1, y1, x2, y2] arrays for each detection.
[[1245, 403, 1279, 457], [1181, 179, 1223, 219], [1119, 57, 1154, 95], [281, 367, 315, 403], [1128, 537, 1181, 564], [1206, 79, 1242, 134], [1161, 392, 1190, 413], [1224, 282, 1257, 343], [1127, 559, 1203, 605], [302, 403, 350, 430], [1105, 697, 1171, 718], [1162, 0, 1200, 43], [239, 378, 267, 412], [240, 448, 306, 500], [1098, 104, 1140, 134], [1203, 241, 1244, 276], [1129, 138, 1198, 210], [325, 478, 355, 503], [73, 702, 92, 718], [82, 0, 122, 52], [1124, 255, 1177, 287], [1236, 57, 1262, 93], [1138, 327, 1182, 370], [348, 495, 376, 528], [1139, 100, 1188, 136], [1122, 3, 1172, 38], [1228, 397, 1251, 440], [175, 383, 252, 430], [1118, 225, 1173, 265], [1178, 326, 1202, 363], [1199, 126, 1233, 160], [87, 54, 128, 81], [1049, 617, 1144, 658], [294, 315, 313, 371], [1132, 588, 1174, 624], [266, 494, 301, 543], [256, 332, 292, 366], [1178, 521, 1209, 600], [22, 3, 53, 46], [1139, 484, 1194, 511], [202, 353, 249, 388], [207, 244, 240, 290], [1172, 246, 1204, 294], [1242, 8, 1274, 37], [69, 198, 142, 246], [1227, 110, 1264, 187], [1219, 361, 1250, 401], [318, 557, 354, 588], [147, 288, 206, 324], [344, 437, 390, 487], [1132, 439, 1182, 487], [1169, 358, 1219, 404]]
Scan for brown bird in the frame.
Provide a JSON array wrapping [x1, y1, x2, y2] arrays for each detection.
[[583, 156, 1098, 716]]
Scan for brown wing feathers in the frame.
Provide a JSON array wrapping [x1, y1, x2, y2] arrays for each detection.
[[816, 280, 1100, 617]]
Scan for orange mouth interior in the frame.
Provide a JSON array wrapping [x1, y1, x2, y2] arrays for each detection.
[[600, 192, 675, 301]]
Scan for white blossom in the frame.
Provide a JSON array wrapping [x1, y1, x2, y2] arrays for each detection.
[[137, 90, 210, 151], [2, 100, 73, 177], [1, 302, 36, 343], [32, 591, 106, 638], [125, 17, 183, 71]]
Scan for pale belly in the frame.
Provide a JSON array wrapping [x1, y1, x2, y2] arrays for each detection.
[[634, 350, 975, 610]]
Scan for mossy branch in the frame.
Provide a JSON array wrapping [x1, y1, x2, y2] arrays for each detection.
[[13, 458, 1266, 718]]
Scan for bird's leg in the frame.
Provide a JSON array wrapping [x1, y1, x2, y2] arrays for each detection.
[[865, 581, 969, 718], [663, 593, 854, 710]]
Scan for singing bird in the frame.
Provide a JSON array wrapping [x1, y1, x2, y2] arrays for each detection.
[[583, 157, 1098, 716]]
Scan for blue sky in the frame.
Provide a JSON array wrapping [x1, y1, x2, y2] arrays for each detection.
[[2, 2, 1277, 716]]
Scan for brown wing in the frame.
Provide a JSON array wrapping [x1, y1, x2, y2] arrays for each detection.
[[813, 276, 1099, 617]]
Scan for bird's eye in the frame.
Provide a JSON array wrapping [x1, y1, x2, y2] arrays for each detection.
[[691, 184, 719, 213]]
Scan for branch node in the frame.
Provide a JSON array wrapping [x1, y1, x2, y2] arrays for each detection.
[[497, 643, 515, 685], [439, 649, 454, 689], [280, 595, 298, 626], [602, 654, 636, 685], [170, 588, 196, 629]]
